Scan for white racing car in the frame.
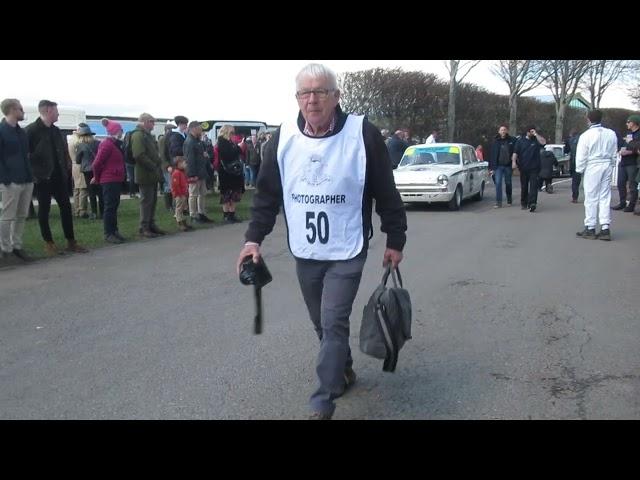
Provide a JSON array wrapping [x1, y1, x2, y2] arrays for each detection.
[[393, 143, 489, 210]]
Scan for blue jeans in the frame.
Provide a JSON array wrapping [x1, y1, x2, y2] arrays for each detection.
[[493, 166, 512, 204], [162, 171, 171, 194], [101, 182, 121, 235], [244, 164, 253, 186]]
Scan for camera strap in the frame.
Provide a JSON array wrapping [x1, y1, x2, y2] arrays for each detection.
[[253, 285, 263, 335]]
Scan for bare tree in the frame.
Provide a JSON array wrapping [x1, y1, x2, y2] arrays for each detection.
[[490, 60, 547, 134], [445, 60, 481, 142], [583, 60, 638, 109], [630, 85, 640, 109], [542, 60, 591, 142]]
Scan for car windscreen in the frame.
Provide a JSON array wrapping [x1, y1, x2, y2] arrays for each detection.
[[399, 146, 461, 167]]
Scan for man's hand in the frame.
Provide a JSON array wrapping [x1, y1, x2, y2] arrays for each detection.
[[383, 248, 403, 270], [237, 243, 261, 275]]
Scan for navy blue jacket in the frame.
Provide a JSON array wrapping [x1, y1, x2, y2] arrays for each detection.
[[514, 136, 542, 172], [488, 134, 517, 170], [0, 118, 33, 185]]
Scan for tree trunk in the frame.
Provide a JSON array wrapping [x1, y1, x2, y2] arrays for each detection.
[[447, 79, 456, 142], [555, 102, 567, 143], [509, 92, 518, 134]]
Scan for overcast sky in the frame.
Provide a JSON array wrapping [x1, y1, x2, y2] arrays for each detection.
[[1, 60, 636, 125]]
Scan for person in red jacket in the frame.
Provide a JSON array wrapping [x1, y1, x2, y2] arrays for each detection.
[[171, 157, 193, 231], [93, 119, 126, 244]]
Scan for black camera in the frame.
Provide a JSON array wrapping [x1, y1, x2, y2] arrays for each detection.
[[239, 256, 272, 288]]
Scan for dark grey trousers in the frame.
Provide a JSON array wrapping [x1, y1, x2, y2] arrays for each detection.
[[295, 250, 367, 416], [138, 184, 158, 230]]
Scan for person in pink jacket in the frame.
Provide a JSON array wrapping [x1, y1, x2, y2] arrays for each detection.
[[93, 119, 126, 243]]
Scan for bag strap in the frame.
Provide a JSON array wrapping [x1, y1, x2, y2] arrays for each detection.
[[382, 265, 403, 289]]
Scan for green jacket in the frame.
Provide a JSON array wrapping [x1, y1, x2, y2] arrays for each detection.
[[131, 126, 162, 185]]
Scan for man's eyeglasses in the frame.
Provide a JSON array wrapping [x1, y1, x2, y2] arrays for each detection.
[[296, 88, 335, 100]]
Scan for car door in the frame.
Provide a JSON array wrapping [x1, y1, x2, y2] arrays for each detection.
[[461, 147, 475, 197]]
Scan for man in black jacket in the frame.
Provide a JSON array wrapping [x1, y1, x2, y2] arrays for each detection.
[[0, 98, 34, 264], [236, 63, 407, 420], [612, 114, 640, 212], [514, 125, 547, 212], [24, 100, 87, 255], [386, 130, 408, 169]]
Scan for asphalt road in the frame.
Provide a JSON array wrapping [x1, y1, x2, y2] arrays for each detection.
[[1, 179, 639, 419]]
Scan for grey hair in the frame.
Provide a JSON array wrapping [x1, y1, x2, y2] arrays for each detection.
[[295, 63, 339, 92], [138, 112, 155, 123]]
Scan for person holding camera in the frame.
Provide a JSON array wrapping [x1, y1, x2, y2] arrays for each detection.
[[236, 63, 407, 420]]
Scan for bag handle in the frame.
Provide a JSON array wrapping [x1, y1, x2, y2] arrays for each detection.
[[381, 265, 403, 288]]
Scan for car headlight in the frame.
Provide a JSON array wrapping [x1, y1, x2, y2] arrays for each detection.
[[437, 174, 448, 186]]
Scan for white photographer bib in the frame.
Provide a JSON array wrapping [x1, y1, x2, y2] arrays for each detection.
[[278, 115, 366, 260]]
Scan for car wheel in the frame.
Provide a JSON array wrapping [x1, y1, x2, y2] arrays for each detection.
[[448, 185, 462, 211], [473, 181, 485, 201]]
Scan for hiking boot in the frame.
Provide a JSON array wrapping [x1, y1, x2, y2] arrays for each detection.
[[576, 227, 597, 239], [105, 234, 123, 244], [598, 228, 611, 241], [149, 225, 167, 235], [309, 411, 333, 420], [12, 249, 34, 262], [44, 241, 63, 256], [66, 240, 88, 253], [611, 204, 625, 210], [140, 229, 158, 238], [529, 204, 537, 212]]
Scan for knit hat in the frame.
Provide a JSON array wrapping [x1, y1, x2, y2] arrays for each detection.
[[101, 118, 123, 136], [626, 114, 640, 125]]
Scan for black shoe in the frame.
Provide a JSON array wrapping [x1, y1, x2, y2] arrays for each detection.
[[149, 225, 167, 235], [529, 204, 536, 212], [507, 200, 512, 206], [309, 411, 333, 420], [598, 228, 611, 241], [198, 213, 214, 223], [344, 367, 357, 390], [1, 251, 23, 266], [230, 213, 242, 223], [140, 229, 158, 238], [191, 216, 203, 224], [623, 205, 635, 212], [576, 227, 597, 239], [12, 249, 33, 262], [611, 204, 625, 210], [113, 232, 126, 242], [521, 204, 528, 210], [105, 234, 123, 244]]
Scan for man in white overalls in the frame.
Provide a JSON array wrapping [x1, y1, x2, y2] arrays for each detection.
[[237, 63, 407, 420]]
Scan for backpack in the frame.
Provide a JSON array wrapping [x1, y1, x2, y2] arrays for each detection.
[[359, 266, 412, 372], [123, 130, 136, 165]]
